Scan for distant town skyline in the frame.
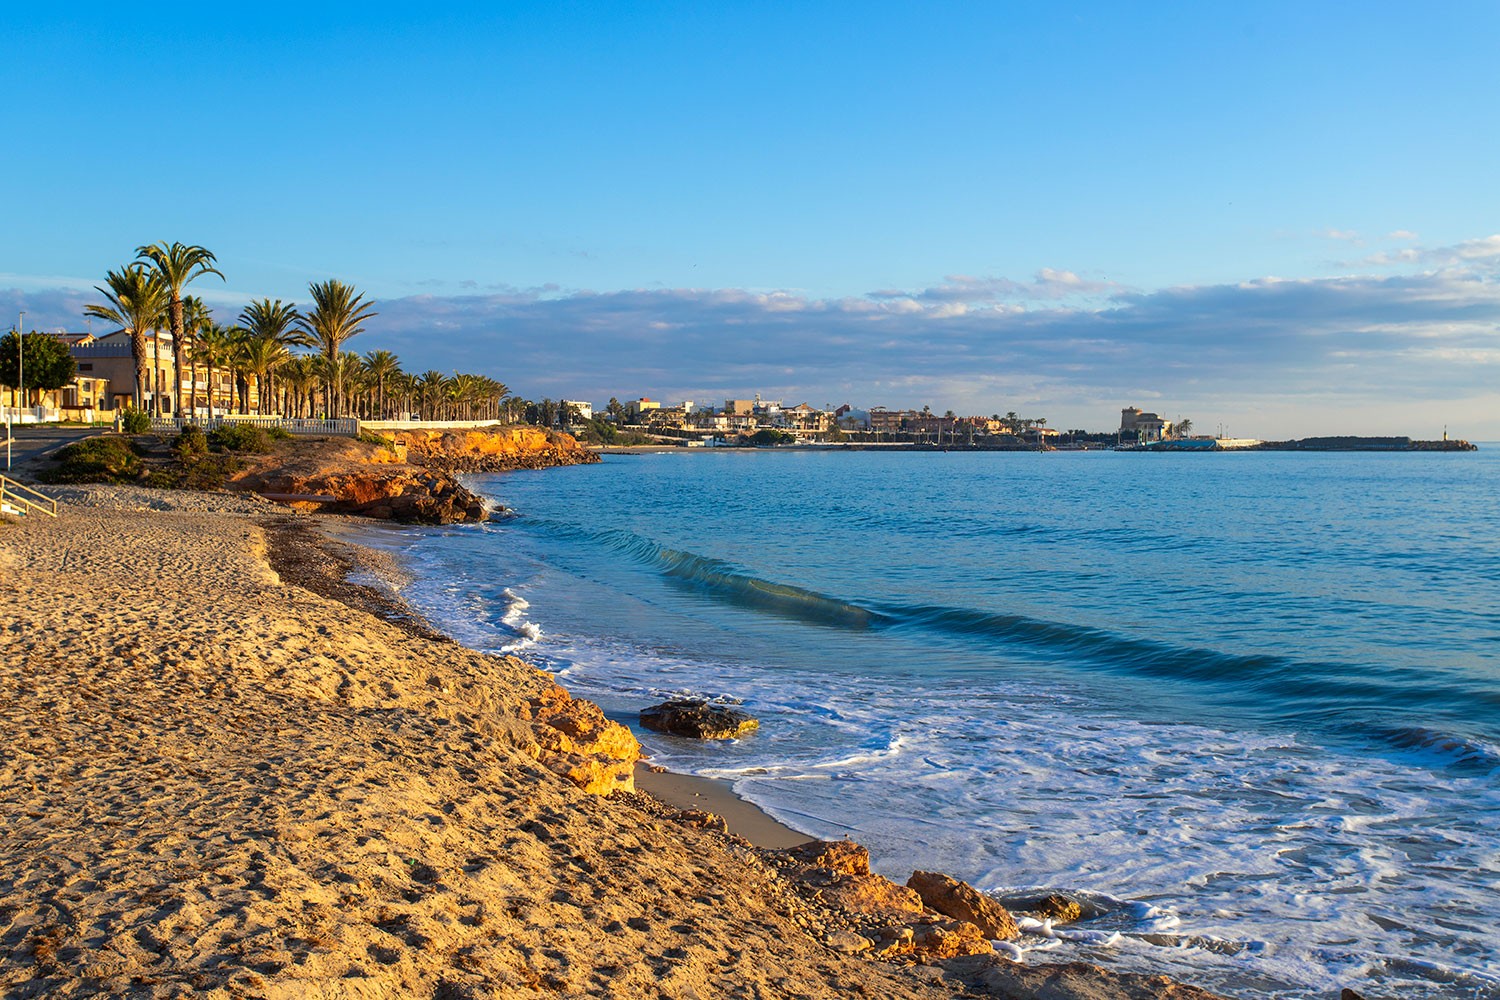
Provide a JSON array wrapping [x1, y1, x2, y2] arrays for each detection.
[[4, 4, 1499, 438]]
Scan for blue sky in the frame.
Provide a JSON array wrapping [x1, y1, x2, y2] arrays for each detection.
[[4, 3, 1499, 436]]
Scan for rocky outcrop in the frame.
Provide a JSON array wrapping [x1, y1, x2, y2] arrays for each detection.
[[640, 699, 759, 739], [787, 840, 876, 877], [906, 871, 1019, 941], [1011, 892, 1086, 923], [870, 919, 994, 961], [236, 466, 490, 524], [773, 840, 924, 919], [387, 426, 600, 472], [225, 427, 596, 523], [943, 954, 1233, 999], [520, 682, 642, 795], [760, 840, 992, 964]]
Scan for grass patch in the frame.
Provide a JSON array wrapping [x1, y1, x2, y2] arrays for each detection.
[[357, 430, 396, 451]]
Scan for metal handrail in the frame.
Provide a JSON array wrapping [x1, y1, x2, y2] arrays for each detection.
[[0, 474, 57, 517]]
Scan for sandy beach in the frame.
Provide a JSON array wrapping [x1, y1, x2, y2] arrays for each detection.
[[0, 487, 1228, 999]]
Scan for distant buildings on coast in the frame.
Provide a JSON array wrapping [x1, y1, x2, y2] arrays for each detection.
[[577, 394, 1219, 449], [577, 394, 1066, 447]]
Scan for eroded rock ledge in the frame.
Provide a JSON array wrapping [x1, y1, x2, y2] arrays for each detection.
[[231, 426, 597, 523], [386, 426, 601, 472]]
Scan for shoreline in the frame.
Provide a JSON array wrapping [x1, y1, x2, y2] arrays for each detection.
[[633, 765, 811, 850], [0, 484, 1237, 999], [306, 512, 815, 851]]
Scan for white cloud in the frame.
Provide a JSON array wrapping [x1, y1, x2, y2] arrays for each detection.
[[8, 247, 1500, 437]]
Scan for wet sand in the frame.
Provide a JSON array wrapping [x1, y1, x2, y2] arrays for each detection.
[[634, 766, 811, 850]]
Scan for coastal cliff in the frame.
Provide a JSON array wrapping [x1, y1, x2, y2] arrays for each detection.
[[229, 426, 596, 523], [385, 425, 601, 472]]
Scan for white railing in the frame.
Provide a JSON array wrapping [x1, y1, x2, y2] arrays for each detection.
[[149, 416, 359, 437], [0, 406, 57, 424], [361, 419, 507, 431], [0, 475, 57, 517]]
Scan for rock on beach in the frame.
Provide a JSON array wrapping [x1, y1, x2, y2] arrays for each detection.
[[640, 698, 760, 739]]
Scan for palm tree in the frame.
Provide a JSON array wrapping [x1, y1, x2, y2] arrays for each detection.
[[135, 242, 223, 416], [444, 372, 475, 420], [85, 264, 168, 413], [233, 330, 290, 415], [313, 352, 365, 418], [278, 355, 316, 418], [362, 349, 401, 419], [239, 299, 307, 348], [193, 323, 234, 419], [480, 378, 510, 422], [417, 370, 447, 420], [297, 280, 376, 417], [179, 296, 213, 417], [386, 370, 416, 420]]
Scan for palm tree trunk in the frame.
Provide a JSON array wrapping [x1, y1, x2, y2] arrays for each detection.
[[170, 296, 186, 417], [150, 333, 162, 417]]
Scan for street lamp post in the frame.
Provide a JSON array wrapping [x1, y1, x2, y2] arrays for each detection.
[[5, 311, 21, 470]]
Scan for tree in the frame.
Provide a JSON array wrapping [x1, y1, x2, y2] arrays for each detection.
[[1176, 417, 1194, 438], [297, 280, 376, 417], [278, 355, 317, 418], [232, 328, 290, 414], [193, 324, 234, 420], [239, 299, 306, 349], [136, 242, 223, 416], [0, 332, 77, 406], [388, 371, 417, 420], [416, 371, 447, 420], [86, 264, 168, 411], [606, 397, 625, 423], [179, 296, 213, 415], [362, 349, 401, 419]]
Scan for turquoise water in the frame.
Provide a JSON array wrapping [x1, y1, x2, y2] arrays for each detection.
[[371, 449, 1500, 999]]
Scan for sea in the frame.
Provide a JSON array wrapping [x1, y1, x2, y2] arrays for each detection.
[[357, 448, 1500, 999]]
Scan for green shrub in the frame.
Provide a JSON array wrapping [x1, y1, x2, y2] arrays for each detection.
[[749, 429, 794, 446], [209, 423, 272, 453], [174, 425, 209, 460], [120, 409, 151, 434], [357, 430, 395, 450], [177, 453, 241, 490], [267, 427, 292, 441], [39, 436, 142, 483]]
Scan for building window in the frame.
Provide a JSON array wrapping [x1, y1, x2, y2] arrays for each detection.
[[79, 363, 94, 372]]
